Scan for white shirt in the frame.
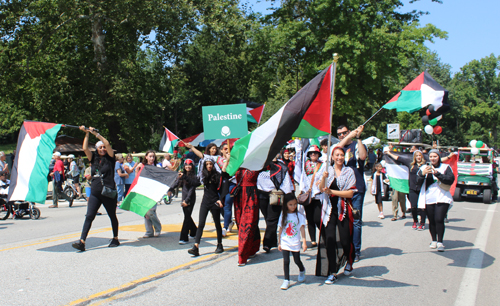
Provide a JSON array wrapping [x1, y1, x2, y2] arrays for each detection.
[[278, 212, 306, 252], [0, 179, 10, 195]]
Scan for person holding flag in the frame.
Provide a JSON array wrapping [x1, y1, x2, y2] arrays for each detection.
[[72, 126, 119, 252]]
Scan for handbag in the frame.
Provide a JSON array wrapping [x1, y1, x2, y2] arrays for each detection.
[[269, 189, 284, 206], [98, 169, 117, 199], [348, 202, 361, 220], [298, 163, 321, 206]]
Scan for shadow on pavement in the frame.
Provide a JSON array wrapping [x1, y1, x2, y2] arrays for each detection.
[[361, 246, 404, 259], [335, 265, 417, 288], [363, 221, 383, 228], [38, 237, 128, 252], [435, 248, 496, 268], [441, 239, 474, 250], [0, 222, 14, 230], [447, 218, 465, 223], [444, 225, 475, 232]]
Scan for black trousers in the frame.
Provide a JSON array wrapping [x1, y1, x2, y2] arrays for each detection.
[[80, 188, 118, 241], [258, 191, 282, 249], [180, 197, 197, 241], [408, 189, 426, 224], [282, 250, 304, 281], [322, 214, 353, 274], [426, 203, 450, 243], [304, 199, 322, 243], [195, 202, 222, 245], [53, 179, 72, 205]]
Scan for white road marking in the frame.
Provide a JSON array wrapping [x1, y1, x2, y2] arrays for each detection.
[[454, 202, 497, 306]]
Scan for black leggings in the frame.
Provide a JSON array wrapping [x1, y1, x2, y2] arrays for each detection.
[[408, 189, 426, 224], [425, 203, 450, 242], [195, 203, 222, 245], [304, 199, 322, 243], [180, 198, 197, 241], [80, 188, 119, 241], [282, 250, 305, 281]]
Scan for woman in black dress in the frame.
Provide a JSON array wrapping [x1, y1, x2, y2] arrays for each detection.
[[72, 126, 119, 251]]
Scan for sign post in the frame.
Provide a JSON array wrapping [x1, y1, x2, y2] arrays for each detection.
[[202, 104, 248, 140], [387, 123, 400, 140]]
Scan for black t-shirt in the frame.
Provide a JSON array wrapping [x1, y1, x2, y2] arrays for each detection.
[[329, 178, 340, 215], [345, 141, 367, 193], [90, 151, 116, 191]]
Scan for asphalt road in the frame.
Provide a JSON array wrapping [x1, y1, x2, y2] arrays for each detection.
[[0, 189, 498, 306]]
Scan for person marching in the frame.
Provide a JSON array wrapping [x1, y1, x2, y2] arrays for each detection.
[[417, 149, 455, 251], [278, 193, 307, 290], [370, 163, 388, 219], [72, 126, 119, 251], [49, 151, 74, 208], [385, 147, 427, 229], [172, 159, 200, 244], [188, 154, 230, 256], [257, 156, 294, 253], [136, 150, 162, 238], [317, 146, 356, 284], [233, 167, 261, 266], [299, 145, 326, 248]]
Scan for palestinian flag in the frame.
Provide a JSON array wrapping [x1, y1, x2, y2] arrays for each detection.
[[120, 165, 178, 216], [159, 127, 180, 153], [237, 99, 266, 124], [383, 154, 411, 194], [8, 121, 62, 203], [227, 65, 333, 175], [383, 71, 449, 117]]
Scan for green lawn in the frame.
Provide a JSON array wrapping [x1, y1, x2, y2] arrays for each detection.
[[0, 143, 17, 154]]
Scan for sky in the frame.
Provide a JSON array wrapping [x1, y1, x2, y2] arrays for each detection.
[[247, 0, 500, 74]]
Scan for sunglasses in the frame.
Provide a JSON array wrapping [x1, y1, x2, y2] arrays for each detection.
[[337, 131, 349, 136]]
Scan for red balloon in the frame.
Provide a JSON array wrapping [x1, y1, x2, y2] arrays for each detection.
[[426, 109, 431, 116], [481, 144, 486, 148], [433, 126, 442, 134]]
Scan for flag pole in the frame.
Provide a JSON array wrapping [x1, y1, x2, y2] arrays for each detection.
[[163, 125, 187, 146], [362, 106, 384, 126], [327, 53, 339, 167], [63, 124, 100, 133]]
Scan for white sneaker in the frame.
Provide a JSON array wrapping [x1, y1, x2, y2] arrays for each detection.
[[179, 240, 187, 245], [429, 241, 437, 249], [298, 269, 306, 283], [325, 274, 337, 284], [280, 280, 290, 290], [379, 212, 385, 219], [222, 228, 227, 237], [344, 263, 353, 276], [437, 242, 445, 252], [228, 221, 234, 233]]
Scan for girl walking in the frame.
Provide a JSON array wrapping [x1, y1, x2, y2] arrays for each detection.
[[188, 155, 230, 256], [278, 194, 307, 290], [371, 163, 388, 219], [173, 159, 200, 244]]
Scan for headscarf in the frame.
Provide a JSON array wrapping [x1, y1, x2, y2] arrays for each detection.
[[95, 141, 104, 149]]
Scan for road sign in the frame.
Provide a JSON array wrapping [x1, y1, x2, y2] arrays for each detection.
[[387, 123, 400, 140], [202, 104, 248, 139]]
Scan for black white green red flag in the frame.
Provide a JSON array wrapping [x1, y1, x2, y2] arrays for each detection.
[[159, 127, 180, 154], [237, 99, 266, 124], [382, 71, 449, 115], [227, 65, 333, 176], [8, 121, 62, 203], [120, 165, 178, 216]]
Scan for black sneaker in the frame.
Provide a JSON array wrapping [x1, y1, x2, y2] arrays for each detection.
[[72, 241, 85, 252], [108, 238, 120, 247], [263, 246, 271, 253], [215, 243, 224, 254], [188, 245, 200, 256], [68, 198, 73, 207]]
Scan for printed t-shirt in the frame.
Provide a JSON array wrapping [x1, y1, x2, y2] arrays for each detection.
[[278, 212, 306, 252]]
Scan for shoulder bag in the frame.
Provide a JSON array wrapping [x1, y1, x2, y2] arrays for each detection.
[[297, 163, 321, 206], [98, 167, 117, 199], [269, 189, 284, 206]]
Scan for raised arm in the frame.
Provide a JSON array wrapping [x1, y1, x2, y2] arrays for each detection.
[[88, 127, 114, 158], [185, 142, 203, 159], [80, 126, 92, 160]]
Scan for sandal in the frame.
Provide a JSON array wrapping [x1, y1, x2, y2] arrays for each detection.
[[391, 217, 397, 221]]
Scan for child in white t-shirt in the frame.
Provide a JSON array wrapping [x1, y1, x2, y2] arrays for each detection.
[[278, 194, 307, 290]]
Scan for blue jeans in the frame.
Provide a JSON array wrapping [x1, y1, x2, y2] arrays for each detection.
[[117, 184, 125, 201], [223, 183, 236, 229], [352, 192, 365, 256]]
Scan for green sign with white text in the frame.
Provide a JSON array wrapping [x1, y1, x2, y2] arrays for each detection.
[[202, 104, 248, 139]]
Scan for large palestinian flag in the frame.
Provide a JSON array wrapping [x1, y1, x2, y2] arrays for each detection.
[[237, 99, 266, 124], [8, 121, 62, 203], [383, 71, 449, 117], [120, 165, 178, 216], [227, 65, 333, 176], [159, 127, 180, 154], [383, 152, 458, 195]]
